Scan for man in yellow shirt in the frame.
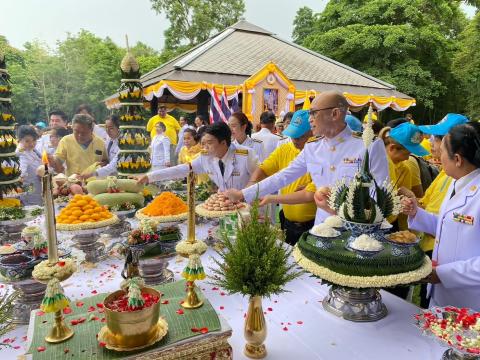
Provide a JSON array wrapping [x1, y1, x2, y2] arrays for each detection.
[[53, 114, 107, 176], [246, 110, 316, 245], [146, 104, 180, 145]]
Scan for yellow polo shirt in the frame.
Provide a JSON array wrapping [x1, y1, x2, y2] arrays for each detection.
[[393, 159, 415, 230], [178, 144, 209, 184], [406, 156, 422, 188], [419, 169, 451, 251], [146, 114, 180, 145], [55, 134, 107, 176], [260, 142, 316, 223]]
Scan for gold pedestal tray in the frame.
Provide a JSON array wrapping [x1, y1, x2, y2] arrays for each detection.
[[98, 317, 168, 352]]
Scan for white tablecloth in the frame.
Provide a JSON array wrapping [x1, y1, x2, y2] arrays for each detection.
[[0, 220, 445, 360]]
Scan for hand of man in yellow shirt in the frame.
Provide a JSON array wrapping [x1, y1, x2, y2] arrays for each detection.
[[314, 187, 335, 214], [137, 174, 149, 185]]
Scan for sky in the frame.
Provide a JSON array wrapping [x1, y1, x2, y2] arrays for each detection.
[[1, 0, 476, 51]]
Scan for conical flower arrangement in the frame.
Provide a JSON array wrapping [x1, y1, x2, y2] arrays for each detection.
[[116, 38, 151, 176], [0, 50, 21, 196]]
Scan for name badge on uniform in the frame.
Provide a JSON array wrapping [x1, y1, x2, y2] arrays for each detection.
[[232, 171, 240, 176], [453, 212, 474, 225], [343, 157, 361, 164]]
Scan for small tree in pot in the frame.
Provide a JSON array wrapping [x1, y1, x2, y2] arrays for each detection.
[[210, 200, 302, 359]]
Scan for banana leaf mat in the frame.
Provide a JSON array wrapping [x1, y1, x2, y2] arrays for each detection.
[[26, 280, 221, 359]]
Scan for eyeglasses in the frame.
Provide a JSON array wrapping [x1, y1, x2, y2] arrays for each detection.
[[309, 107, 337, 117]]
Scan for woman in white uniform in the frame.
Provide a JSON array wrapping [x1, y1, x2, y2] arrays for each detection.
[[151, 122, 171, 170], [403, 122, 480, 310], [228, 111, 265, 162], [17, 125, 42, 205]]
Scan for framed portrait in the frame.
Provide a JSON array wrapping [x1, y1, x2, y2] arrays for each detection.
[[263, 88, 278, 114]]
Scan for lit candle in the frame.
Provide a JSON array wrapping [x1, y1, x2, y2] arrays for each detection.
[[42, 150, 58, 263]]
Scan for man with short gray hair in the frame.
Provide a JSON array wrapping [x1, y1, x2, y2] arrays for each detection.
[[53, 114, 107, 176]]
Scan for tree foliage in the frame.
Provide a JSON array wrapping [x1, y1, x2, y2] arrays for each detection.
[[293, 0, 469, 122], [150, 0, 245, 50], [0, 31, 165, 124], [292, 6, 316, 44], [453, 11, 480, 120]]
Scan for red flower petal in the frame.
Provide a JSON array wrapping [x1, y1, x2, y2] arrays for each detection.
[[64, 349, 69, 354], [70, 320, 79, 326], [283, 327, 288, 331], [91, 290, 98, 294], [96, 303, 104, 308], [101, 318, 106, 323], [297, 321, 303, 325], [37, 346, 46, 352], [220, 292, 226, 296], [200, 327, 209, 334], [161, 300, 169, 305], [191, 327, 199, 333], [176, 309, 184, 315], [63, 307, 73, 315], [87, 306, 96, 312], [13, 346, 20, 350], [211, 287, 219, 291], [76, 301, 84, 307], [57, 261, 66, 267], [77, 317, 86, 324], [22, 336, 27, 342], [36, 311, 45, 316], [267, 307, 273, 312], [219, 306, 224, 310], [99, 342, 106, 347]]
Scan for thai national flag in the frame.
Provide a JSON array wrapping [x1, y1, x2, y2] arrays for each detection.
[[210, 89, 228, 123]]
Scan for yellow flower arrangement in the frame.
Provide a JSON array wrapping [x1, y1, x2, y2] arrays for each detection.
[[0, 198, 20, 208]]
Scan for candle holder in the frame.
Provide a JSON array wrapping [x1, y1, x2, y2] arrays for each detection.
[[32, 155, 75, 343], [178, 169, 205, 309]]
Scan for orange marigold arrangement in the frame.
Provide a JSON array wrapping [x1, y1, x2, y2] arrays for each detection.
[[56, 194, 113, 224], [142, 192, 187, 216]]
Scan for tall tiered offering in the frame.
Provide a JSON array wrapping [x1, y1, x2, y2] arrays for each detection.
[[0, 50, 21, 198], [116, 37, 151, 177], [294, 105, 432, 322]]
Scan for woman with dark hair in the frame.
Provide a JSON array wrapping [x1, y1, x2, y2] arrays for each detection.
[[194, 114, 208, 131], [403, 122, 480, 310], [178, 128, 209, 184], [228, 112, 265, 161]]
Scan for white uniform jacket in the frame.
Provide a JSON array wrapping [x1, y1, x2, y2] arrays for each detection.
[[148, 143, 258, 191], [233, 137, 265, 162], [408, 169, 480, 310], [242, 126, 390, 224], [96, 138, 119, 178]]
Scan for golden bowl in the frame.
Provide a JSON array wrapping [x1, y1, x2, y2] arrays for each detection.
[[103, 287, 161, 349]]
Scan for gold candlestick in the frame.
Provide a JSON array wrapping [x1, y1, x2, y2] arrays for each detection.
[[187, 169, 196, 243], [41, 152, 74, 343]]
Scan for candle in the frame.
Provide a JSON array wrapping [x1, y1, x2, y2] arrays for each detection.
[[187, 169, 196, 243], [42, 151, 58, 263]]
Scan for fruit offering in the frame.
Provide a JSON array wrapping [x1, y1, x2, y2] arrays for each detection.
[[56, 194, 119, 230], [136, 192, 188, 222]]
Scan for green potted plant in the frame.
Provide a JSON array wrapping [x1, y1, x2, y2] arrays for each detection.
[[210, 199, 302, 359]]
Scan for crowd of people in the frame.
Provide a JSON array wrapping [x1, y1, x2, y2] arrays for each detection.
[[15, 92, 479, 311]]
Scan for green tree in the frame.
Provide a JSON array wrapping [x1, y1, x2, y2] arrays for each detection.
[[150, 0, 245, 50], [294, 0, 468, 122], [453, 11, 480, 120], [292, 6, 316, 44]]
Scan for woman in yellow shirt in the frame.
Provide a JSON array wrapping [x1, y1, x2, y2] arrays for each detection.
[[379, 123, 429, 230], [178, 128, 208, 183]]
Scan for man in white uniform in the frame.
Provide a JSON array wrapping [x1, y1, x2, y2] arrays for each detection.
[[252, 111, 285, 158], [225, 92, 390, 224], [137, 122, 258, 191]]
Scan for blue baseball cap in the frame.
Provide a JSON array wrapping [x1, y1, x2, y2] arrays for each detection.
[[418, 113, 468, 136], [282, 110, 311, 138], [389, 122, 429, 157], [345, 114, 363, 132], [35, 121, 47, 129]]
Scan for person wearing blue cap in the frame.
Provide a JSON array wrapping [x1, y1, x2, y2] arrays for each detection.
[[225, 92, 390, 226], [345, 114, 363, 132], [243, 109, 316, 245], [380, 122, 429, 200], [412, 113, 468, 307]]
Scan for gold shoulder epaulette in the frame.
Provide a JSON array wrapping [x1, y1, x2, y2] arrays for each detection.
[[307, 136, 322, 143], [252, 138, 263, 143], [235, 149, 249, 155], [200, 149, 208, 155], [274, 133, 286, 139], [351, 131, 363, 139]]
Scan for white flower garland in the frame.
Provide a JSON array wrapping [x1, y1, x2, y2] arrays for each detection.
[[363, 105, 375, 148], [293, 245, 432, 288], [32, 258, 77, 282], [346, 180, 357, 220], [175, 240, 208, 256]]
